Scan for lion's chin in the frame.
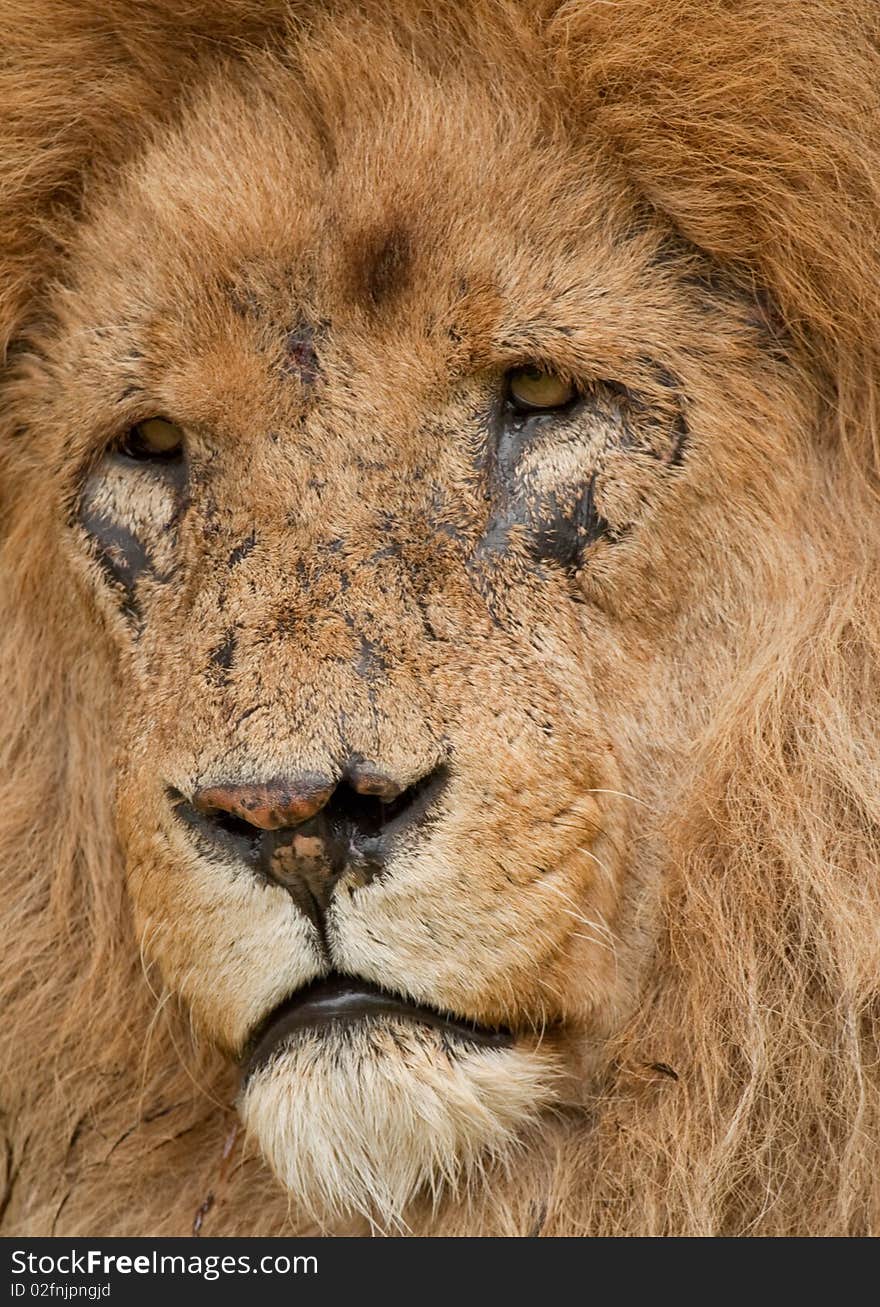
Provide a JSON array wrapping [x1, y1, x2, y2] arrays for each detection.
[[239, 1020, 560, 1230]]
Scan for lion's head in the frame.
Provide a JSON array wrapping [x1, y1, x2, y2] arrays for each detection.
[[2, 0, 879, 1236]]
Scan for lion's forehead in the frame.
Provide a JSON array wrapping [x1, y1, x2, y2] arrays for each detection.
[[65, 45, 679, 381]]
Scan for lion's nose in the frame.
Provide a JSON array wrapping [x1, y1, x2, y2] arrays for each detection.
[[179, 760, 447, 935]]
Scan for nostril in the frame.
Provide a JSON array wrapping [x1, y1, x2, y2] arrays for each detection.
[[168, 786, 263, 857], [382, 770, 441, 821], [332, 765, 448, 839]]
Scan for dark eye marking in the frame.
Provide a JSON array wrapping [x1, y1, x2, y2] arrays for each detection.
[[76, 456, 184, 628], [475, 370, 687, 578], [474, 474, 611, 579], [77, 505, 154, 624], [492, 406, 564, 484], [527, 478, 610, 569], [476, 401, 613, 576]]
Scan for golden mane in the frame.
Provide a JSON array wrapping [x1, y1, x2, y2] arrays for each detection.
[[1, 0, 879, 1235]]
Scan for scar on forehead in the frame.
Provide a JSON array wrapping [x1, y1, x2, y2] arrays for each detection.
[[284, 323, 320, 386], [349, 222, 412, 310]]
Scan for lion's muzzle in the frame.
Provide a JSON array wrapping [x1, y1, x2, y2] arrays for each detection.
[[171, 760, 448, 935]]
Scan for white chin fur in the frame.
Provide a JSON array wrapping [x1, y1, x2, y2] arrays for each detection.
[[239, 1019, 560, 1230]]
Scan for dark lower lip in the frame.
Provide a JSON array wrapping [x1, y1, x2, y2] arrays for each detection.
[[242, 975, 513, 1080]]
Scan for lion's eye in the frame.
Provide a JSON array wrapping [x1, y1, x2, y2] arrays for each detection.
[[507, 366, 576, 412], [119, 417, 184, 461]]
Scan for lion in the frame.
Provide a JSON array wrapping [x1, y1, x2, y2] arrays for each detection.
[[1, 0, 878, 1237]]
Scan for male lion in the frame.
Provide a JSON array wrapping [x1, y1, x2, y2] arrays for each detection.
[[1, 0, 879, 1237]]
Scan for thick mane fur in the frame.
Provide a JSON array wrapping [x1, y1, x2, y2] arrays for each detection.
[[1, 0, 879, 1235]]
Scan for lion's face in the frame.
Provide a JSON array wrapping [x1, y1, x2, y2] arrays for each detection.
[[33, 38, 807, 1226]]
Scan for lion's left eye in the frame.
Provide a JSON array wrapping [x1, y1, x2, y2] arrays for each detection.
[[507, 366, 576, 412], [118, 417, 184, 461]]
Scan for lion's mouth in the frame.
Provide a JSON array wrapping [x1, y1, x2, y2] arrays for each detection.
[[242, 974, 513, 1079]]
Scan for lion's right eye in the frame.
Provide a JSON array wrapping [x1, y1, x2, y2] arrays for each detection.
[[118, 417, 184, 462], [507, 366, 577, 413]]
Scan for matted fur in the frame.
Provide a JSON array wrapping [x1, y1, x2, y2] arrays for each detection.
[[1, 0, 879, 1236]]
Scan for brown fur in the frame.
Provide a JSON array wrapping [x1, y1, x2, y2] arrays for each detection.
[[1, 0, 879, 1236]]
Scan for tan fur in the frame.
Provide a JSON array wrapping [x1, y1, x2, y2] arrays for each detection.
[[1, 0, 879, 1236]]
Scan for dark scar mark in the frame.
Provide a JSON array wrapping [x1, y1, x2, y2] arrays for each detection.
[[667, 409, 689, 466], [355, 635, 388, 683], [284, 326, 319, 386], [235, 705, 262, 727], [228, 532, 256, 568], [367, 541, 402, 565], [640, 363, 689, 466], [208, 629, 237, 683], [192, 1192, 215, 1237]]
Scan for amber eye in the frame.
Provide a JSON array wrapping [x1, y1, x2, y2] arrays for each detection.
[[119, 417, 184, 461], [507, 366, 577, 412]]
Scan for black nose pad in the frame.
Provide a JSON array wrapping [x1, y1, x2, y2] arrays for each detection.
[[176, 762, 448, 933]]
